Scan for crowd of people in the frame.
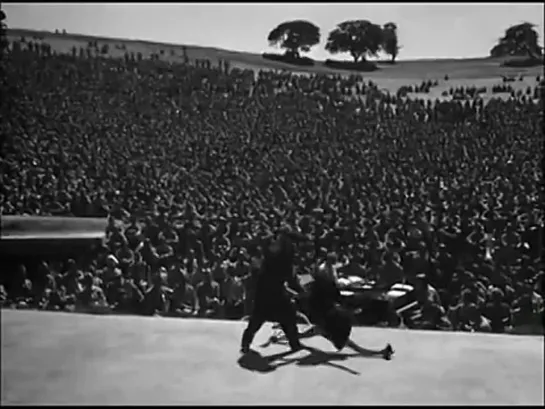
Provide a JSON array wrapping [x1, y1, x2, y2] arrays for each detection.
[[1, 38, 543, 334]]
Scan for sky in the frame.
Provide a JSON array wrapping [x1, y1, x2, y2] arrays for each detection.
[[3, 2, 544, 61]]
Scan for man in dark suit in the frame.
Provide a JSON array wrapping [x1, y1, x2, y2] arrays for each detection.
[[240, 227, 306, 353]]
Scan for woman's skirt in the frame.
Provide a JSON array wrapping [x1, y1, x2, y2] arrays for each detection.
[[305, 279, 353, 351], [319, 303, 353, 350]]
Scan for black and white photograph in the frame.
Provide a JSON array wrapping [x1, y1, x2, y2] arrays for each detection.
[[0, 2, 543, 405]]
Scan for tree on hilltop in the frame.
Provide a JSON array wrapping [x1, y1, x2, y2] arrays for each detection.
[[382, 22, 400, 63], [325, 20, 383, 63], [490, 22, 543, 58], [267, 20, 320, 58], [0, 9, 8, 55]]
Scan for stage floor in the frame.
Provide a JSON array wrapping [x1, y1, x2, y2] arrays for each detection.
[[2, 310, 543, 405]]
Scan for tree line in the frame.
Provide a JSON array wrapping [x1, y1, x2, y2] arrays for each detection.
[[268, 19, 399, 64], [268, 19, 543, 63]]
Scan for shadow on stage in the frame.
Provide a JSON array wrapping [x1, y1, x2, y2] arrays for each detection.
[[237, 336, 389, 376]]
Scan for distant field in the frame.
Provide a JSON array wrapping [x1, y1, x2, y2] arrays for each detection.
[[7, 28, 544, 100]]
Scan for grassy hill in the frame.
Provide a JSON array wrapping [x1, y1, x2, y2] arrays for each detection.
[[2, 310, 543, 405], [7, 28, 544, 100]]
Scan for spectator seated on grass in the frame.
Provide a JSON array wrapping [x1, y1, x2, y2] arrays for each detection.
[[62, 259, 84, 307], [221, 273, 246, 320], [105, 269, 125, 312], [124, 216, 144, 250], [482, 287, 512, 333], [449, 289, 493, 333], [116, 242, 135, 272], [107, 224, 127, 252], [413, 273, 442, 306], [77, 273, 109, 313], [460, 303, 492, 333], [196, 269, 222, 318], [101, 255, 123, 285], [169, 272, 198, 318], [410, 298, 453, 331], [0, 285, 8, 308], [135, 239, 161, 272], [42, 275, 69, 312], [8, 265, 34, 309], [143, 267, 173, 316], [128, 261, 148, 287], [154, 235, 175, 267], [375, 251, 404, 289], [510, 284, 544, 331]]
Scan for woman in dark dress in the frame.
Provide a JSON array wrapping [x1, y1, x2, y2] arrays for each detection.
[[305, 259, 353, 351]]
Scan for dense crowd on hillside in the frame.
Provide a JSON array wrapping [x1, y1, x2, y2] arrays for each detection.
[[1, 39, 543, 334]]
